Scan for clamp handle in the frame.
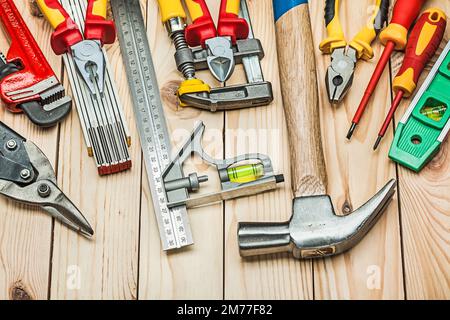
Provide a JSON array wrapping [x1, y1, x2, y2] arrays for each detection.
[[319, 0, 346, 54], [185, 0, 217, 47], [348, 0, 389, 60], [36, 0, 83, 55], [393, 9, 447, 97], [85, 0, 116, 45], [217, 0, 249, 44]]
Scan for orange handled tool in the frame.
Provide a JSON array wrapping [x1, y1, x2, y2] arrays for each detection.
[[373, 8, 447, 150], [347, 0, 427, 139]]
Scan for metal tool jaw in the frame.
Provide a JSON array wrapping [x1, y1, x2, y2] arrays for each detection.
[[162, 122, 284, 209], [178, 0, 273, 112], [0, 122, 93, 237], [71, 39, 106, 96], [325, 47, 357, 104], [205, 36, 236, 83], [238, 179, 396, 259], [0, 0, 72, 127]]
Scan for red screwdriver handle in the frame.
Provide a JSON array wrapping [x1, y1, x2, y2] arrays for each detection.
[[393, 8, 447, 97], [85, 0, 116, 45], [185, 0, 217, 48], [380, 0, 427, 50], [217, 0, 249, 44]]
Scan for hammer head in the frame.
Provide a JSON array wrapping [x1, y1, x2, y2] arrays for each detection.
[[238, 179, 396, 259]]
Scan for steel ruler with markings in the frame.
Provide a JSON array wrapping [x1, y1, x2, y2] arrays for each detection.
[[111, 0, 192, 250]]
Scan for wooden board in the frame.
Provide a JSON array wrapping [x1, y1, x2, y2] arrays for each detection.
[[0, 0, 447, 300]]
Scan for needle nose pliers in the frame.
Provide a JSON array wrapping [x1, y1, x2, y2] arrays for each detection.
[[0, 122, 93, 237], [319, 0, 389, 104]]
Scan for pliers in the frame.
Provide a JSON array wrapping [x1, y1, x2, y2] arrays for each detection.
[[319, 0, 389, 104], [185, 0, 249, 82], [0, 122, 94, 237], [36, 0, 116, 97]]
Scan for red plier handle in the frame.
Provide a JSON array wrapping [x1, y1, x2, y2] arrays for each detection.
[[36, 0, 116, 55], [185, 0, 249, 47]]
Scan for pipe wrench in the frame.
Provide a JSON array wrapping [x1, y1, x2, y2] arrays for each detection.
[[36, 0, 116, 97], [0, 121, 93, 237], [0, 0, 72, 127]]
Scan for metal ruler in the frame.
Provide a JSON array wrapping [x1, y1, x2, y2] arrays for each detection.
[[111, 0, 193, 250]]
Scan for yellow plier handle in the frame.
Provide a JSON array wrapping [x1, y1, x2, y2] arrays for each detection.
[[156, 0, 187, 23], [319, 0, 346, 54], [319, 0, 389, 60], [349, 0, 390, 60]]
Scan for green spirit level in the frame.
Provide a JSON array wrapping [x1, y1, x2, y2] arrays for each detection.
[[389, 41, 450, 172]]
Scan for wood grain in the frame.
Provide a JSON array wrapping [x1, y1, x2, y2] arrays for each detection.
[[0, 0, 448, 300], [224, 0, 313, 300], [138, 0, 224, 299], [391, 0, 450, 300], [310, 0, 404, 299], [0, 1, 58, 300], [48, 2, 142, 299]]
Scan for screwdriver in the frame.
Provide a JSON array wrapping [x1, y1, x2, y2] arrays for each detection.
[[347, 0, 427, 140], [373, 8, 447, 150]]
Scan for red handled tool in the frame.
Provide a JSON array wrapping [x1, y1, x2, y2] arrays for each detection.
[[184, 0, 249, 82], [36, 0, 116, 97], [373, 8, 447, 150], [347, 0, 427, 139], [0, 0, 72, 127]]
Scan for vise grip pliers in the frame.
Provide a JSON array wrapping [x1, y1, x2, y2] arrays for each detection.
[[0, 122, 94, 237], [36, 0, 116, 97], [319, 0, 389, 104]]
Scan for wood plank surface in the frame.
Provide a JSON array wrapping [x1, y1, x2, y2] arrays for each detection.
[[0, 1, 58, 300], [0, 0, 448, 300], [138, 0, 224, 299], [391, 0, 450, 300], [310, 0, 404, 300]]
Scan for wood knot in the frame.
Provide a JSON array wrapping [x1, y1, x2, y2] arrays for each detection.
[[160, 80, 180, 111], [9, 281, 33, 300], [341, 200, 353, 215], [160, 80, 202, 119]]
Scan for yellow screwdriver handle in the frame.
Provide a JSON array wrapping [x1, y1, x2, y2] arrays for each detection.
[[156, 0, 186, 23], [349, 0, 389, 60], [36, 0, 68, 30], [319, 0, 346, 54]]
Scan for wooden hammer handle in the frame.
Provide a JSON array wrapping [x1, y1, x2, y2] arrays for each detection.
[[274, 1, 327, 197]]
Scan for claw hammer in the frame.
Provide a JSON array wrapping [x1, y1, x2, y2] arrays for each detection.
[[238, 0, 397, 259]]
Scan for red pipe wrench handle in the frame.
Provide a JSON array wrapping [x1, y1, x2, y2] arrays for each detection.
[[185, 0, 217, 48], [217, 0, 249, 44], [85, 0, 116, 45], [36, 0, 83, 55], [0, 0, 56, 109]]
